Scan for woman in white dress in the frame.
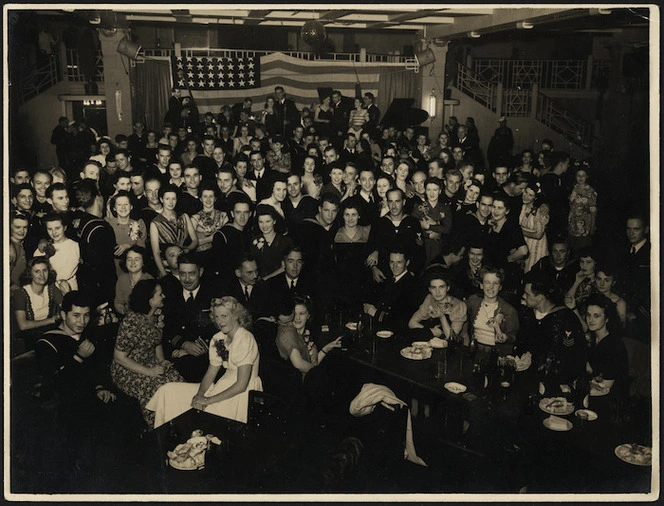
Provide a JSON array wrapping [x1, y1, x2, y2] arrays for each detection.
[[147, 296, 262, 428]]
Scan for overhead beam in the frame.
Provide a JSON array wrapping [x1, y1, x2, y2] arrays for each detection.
[[244, 10, 271, 26], [318, 10, 352, 21], [388, 10, 445, 23], [427, 7, 581, 39]]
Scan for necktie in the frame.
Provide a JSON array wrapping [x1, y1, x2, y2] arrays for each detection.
[[630, 246, 636, 255], [244, 285, 250, 301], [290, 279, 295, 291], [186, 292, 194, 304], [368, 195, 374, 204]]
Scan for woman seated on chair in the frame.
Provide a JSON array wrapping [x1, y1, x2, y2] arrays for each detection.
[[276, 296, 342, 378], [408, 267, 468, 342], [13, 257, 64, 350], [584, 293, 628, 399], [147, 296, 263, 427]]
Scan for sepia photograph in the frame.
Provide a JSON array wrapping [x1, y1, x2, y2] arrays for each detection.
[[4, 3, 658, 501]]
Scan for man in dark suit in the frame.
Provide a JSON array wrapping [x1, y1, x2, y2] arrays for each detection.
[[331, 90, 353, 140], [621, 213, 651, 341], [274, 86, 299, 137], [363, 250, 418, 334], [345, 168, 379, 227], [268, 246, 316, 302], [162, 254, 218, 382], [363, 92, 381, 137], [222, 255, 278, 356], [246, 150, 277, 202]]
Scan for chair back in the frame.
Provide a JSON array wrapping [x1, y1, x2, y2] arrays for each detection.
[[247, 389, 291, 435]]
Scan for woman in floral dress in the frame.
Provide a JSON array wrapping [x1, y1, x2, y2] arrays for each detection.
[[111, 279, 183, 427], [191, 181, 227, 270], [567, 165, 598, 252], [147, 296, 263, 427], [106, 190, 147, 278], [519, 181, 550, 273]]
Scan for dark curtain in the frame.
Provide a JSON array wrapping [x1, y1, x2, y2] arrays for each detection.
[[131, 59, 171, 132], [376, 67, 420, 120]]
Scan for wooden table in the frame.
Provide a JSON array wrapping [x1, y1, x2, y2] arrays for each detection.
[[329, 330, 653, 493]]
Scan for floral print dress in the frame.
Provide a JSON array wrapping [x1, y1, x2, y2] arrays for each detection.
[[111, 311, 183, 426]]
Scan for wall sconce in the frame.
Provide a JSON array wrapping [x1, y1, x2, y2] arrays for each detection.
[[428, 89, 437, 119], [516, 21, 534, 30], [115, 85, 122, 121]]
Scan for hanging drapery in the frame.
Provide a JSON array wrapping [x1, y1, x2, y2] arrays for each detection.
[[376, 66, 420, 123], [131, 58, 171, 132]]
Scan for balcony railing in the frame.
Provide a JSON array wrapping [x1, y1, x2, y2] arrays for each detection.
[[18, 54, 61, 104], [143, 47, 410, 64], [455, 62, 497, 111], [456, 61, 594, 150], [536, 92, 594, 150], [65, 48, 104, 82], [472, 58, 608, 90]]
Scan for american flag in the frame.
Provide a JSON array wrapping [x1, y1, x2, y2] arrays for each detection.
[[172, 55, 261, 90], [171, 52, 385, 113]]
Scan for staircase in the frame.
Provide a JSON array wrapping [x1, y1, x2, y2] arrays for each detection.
[[455, 61, 595, 153], [17, 54, 62, 104]]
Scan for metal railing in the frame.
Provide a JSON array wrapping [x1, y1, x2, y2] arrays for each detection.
[[18, 54, 60, 104], [456, 62, 497, 111], [472, 58, 608, 90], [502, 88, 531, 117], [456, 61, 594, 150], [536, 92, 594, 150], [144, 47, 410, 64], [65, 48, 104, 82]]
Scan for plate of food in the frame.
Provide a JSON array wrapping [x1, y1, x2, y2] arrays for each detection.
[[400, 346, 432, 360], [574, 409, 598, 421], [543, 415, 573, 432], [589, 381, 610, 397], [376, 330, 393, 339], [539, 397, 575, 416], [615, 444, 652, 466], [412, 341, 433, 349], [429, 337, 448, 349], [167, 432, 222, 470], [444, 382, 467, 394]]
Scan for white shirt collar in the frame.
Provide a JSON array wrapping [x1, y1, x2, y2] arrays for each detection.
[[182, 285, 201, 300], [394, 271, 408, 283], [631, 238, 647, 253]]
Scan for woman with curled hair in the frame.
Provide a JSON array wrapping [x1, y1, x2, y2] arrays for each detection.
[[519, 179, 549, 273], [276, 296, 342, 377], [13, 257, 64, 350], [114, 246, 154, 315], [111, 279, 183, 427], [147, 296, 263, 427], [584, 293, 628, 398]]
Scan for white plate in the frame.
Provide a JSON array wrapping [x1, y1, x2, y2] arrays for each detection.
[[444, 382, 467, 394], [376, 330, 393, 338], [345, 322, 358, 330], [169, 457, 203, 470], [539, 397, 575, 416], [574, 409, 598, 421], [589, 383, 610, 397], [543, 416, 573, 432], [167, 437, 208, 470], [614, 444, 652, 466], [400, 346, 431, 360]]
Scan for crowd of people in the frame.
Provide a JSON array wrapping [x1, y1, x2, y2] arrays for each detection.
[[9, 85, 651, 452]]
